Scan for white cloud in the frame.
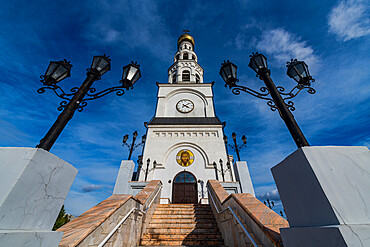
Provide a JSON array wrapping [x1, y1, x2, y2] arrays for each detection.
[[235, 20, 261, 50], [255, 28, 319, 69], [328, 0, 370, 41], [256, 188, 280, 201], [81, 184, 104, 193]]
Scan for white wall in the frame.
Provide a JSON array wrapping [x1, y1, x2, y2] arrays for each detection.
[[155, 83, 215, 117]]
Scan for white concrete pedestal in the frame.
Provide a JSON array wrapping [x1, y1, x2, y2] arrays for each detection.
[[234, 161, 255, 196], [0, 147, 77, 246], [113, 160, 135, 194], [271, 146, 370, 247]]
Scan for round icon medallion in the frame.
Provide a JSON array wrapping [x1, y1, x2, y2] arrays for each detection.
[[176, 149, 194, 167]]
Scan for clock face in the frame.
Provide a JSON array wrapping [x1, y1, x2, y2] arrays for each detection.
[[176, 99, 194, 113]]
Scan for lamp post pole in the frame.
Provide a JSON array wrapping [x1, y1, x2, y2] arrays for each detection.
[[36, 56, 141, 151], [127, 131, 138, 160], [220, 53, 316, 149], [219, 159, 225, 182], [225, 132, 247, 162], [223, 134, 231, 162], [37, 72, 99, 151], [232, 133, 241, 161], [259, 69, 309, 147], [145, 158, 150, 181], [123, 132, 145, 160]]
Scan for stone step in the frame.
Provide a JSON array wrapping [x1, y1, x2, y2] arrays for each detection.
[[145, 227, 220, 234], [151, 218, 216, 224], [137, 246, 226, 247], [152, 215, 215, 219], [156, 208, 212, 212], [158, 204, 210, 208], [139, 239, 224, 246], [154, 210, 212, 214], [142, 233, 223, 240], [149, 222, 218, 228], [137, 245, 226, 247]]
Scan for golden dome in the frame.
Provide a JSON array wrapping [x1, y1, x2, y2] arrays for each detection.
[[177, 33, 195, 48]]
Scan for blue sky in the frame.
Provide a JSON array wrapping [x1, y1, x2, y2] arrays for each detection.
[[0, 0, 369, 216]]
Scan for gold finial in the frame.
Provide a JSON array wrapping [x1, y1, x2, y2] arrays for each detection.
[[177, 31, 195, 49]]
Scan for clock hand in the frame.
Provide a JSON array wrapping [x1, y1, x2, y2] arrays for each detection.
[[182, 104, 190, 108]]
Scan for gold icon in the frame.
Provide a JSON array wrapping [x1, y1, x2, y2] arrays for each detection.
[[176, 149, 194, 167]]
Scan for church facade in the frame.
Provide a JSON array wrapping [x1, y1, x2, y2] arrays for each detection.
[[137, 33, 235, 203]]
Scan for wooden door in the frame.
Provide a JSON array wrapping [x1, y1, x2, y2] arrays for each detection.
[[172, 172, 197, 203]]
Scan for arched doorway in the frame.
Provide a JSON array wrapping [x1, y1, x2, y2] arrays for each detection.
[[172, 171, 198, 204]]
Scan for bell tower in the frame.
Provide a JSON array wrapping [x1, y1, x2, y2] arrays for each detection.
[[138, 32, 236, 204], [169, 31, 204, 84]]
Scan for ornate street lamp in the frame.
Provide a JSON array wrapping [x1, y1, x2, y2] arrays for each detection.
[[37, 55, 141, 151], [224, 132, 247, 162], [220, 53, 315, 148], [122, 131, 146, 160], [42, 60, 72, 85]]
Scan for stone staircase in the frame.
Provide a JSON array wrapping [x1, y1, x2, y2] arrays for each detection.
[[138, 204, 225, 246]]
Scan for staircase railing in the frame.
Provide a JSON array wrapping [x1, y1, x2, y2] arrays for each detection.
[[97, 185, 162, 247], [207, 184, 259, 247]]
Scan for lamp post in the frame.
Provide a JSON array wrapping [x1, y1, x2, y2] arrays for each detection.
[[213, 160, 225, 182], [224, 133, 247, 161], [219, 159, 225, 182], [135, 155, 143, 181], [220, 53, 315, 148], [122, 131, 146, 160], [144, 158, 150, 181], [36, 56, 141, 151]]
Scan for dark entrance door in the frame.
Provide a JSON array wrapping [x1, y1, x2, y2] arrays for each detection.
[[172, 171, 198, 204]]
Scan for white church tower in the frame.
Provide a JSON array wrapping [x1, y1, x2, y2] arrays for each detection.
[[137, 32, 236, 203]]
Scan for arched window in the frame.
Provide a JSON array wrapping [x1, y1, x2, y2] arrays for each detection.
[[176, 54, 179, 61], [182, 70, 190, 81], [174, 172, 196, 183], [191, 54, 195, 60], [172, 74, 176, 83], [196, 74, 200, 83], [183, 53, 188, 60]]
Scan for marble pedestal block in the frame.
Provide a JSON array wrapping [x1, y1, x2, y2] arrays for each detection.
[[234, 161, 255, 196], [0, 147, 77, 246], [113, 160, 135, 194], [271, 146, 370, 247]]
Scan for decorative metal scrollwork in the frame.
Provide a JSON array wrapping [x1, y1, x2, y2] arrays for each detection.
[[285, 101, 295, 111], [227, 84, 272, 101], [225, 80, 316, 112], [77, 101, 88, 112], [38, 79, 130, 111], [279, 84, 316, 101], [37, 83, 79, 111], [84, 86, 127, 101], [58, 101, 68, 111], [267, 101, 278, 111]]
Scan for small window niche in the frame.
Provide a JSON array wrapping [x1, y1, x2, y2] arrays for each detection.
[[182, 70, 190, 81]]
